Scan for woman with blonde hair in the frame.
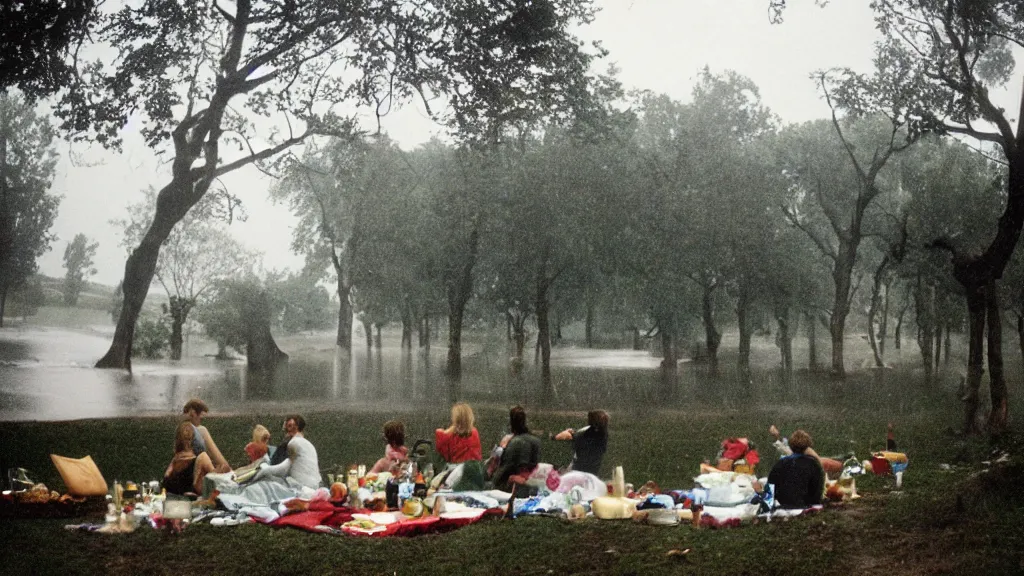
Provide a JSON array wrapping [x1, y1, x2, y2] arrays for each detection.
[[164, 421, 217, 495], [435, 402, 482, 464]]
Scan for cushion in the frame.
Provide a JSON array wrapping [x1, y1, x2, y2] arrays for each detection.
[[50, 454, 108, 496]]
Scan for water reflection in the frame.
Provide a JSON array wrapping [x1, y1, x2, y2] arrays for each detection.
[[2, 326, 940, 422]]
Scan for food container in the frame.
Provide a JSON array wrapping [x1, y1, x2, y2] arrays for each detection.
[[647, 508, 679, 526]]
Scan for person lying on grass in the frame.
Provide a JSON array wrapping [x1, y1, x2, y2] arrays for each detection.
[[766, 429, 824, 509], [550, 410, 609, 476], [164, 421, 217, 495], [182, 399, 230, 473]]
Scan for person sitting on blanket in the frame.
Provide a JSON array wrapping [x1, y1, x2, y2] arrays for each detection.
[[370, 420, 409, 474], [268, 417, 298, 466], [251, 415, 322, 489], [489, 405, 541, 497], [183, 398, 231, 473], [767, 429, 824, 509], [550, 409, 609, 476], [164, 421, 217, 495], [245, 424, 272, 463], [435, 402, 483, 464], [769, 425, 845, 478]]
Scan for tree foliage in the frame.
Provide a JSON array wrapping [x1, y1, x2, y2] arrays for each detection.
[[0, 0, 98, 98], [61, 232, 98, 307], [0, 92, 60, 325]]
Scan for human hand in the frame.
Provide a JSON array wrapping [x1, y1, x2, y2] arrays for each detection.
[[768, 425, 780, 439]]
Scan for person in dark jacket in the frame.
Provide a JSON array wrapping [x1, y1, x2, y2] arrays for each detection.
[[490, 405, 541, 496], [766, 429, 824, 509], [552, 410, 609, 475]]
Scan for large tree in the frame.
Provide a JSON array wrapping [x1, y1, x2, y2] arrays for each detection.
[[118, 187, 252, 360], [0, 92, 60, 326], [852, 0, 1023, 435], [781, 97, 916, 379], [58, 0, 602, 371]]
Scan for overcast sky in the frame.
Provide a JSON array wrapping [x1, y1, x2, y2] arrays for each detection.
[[36, 0, 1022, 287]]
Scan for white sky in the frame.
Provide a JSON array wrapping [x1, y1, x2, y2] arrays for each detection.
[[35, 0, 1023, 287]]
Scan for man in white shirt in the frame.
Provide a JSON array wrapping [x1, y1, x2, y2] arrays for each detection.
[[253, 414, 321, 489]]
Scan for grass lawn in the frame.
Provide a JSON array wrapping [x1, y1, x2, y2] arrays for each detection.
[[2, 393, 1023, 575]]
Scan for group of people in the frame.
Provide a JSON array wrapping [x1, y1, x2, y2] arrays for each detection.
[[164, 399, 842, 512], [164, 400, 321, 496], [163, 400, 609, 499]]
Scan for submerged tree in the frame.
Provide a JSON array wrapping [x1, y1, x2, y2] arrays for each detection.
[[59, 0, 603, 371], [0, 92, 60, 325]]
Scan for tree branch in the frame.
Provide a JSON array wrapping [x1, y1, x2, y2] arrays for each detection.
[[782, 204, 837, 262]]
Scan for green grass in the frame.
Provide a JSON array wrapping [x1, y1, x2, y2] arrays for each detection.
[[2, 395, 1023, 575]]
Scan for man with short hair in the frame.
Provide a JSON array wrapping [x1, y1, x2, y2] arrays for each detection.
[[254, 414, 321, 489], [182, 399, 230, 473], [766, 429, 824, 509]]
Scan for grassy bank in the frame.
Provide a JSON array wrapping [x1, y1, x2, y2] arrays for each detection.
[[1, 398, 1022, 575]]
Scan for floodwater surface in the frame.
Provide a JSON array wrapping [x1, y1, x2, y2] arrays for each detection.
[[0, 327, 670, 422]]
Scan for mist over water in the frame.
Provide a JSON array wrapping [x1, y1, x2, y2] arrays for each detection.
[[0, 326, 674, 421], [0, 324, 972, 423]]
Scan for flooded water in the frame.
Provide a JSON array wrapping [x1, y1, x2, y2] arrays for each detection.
[[0, 327, 672, 422]]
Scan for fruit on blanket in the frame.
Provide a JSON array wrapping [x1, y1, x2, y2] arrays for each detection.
[[330, 482, 348, 501]]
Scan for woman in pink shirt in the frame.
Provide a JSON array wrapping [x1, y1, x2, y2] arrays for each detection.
[[435, 403, 482, 463]]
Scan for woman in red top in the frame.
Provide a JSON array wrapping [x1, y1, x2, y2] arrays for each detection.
[[435, 402, 482, 463]]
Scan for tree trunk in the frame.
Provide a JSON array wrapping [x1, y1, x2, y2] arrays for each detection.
[[736, 288, 751, 378], [374, 325, 382, 349], [536, 285, 552, 400], [0, 286, 6, 328], [363, 319, 373, 349], [806, 311, 818, 372], [422, 313, 431, 351], [96, 182, 203, 370], [1018, 313, 1024, 374], [584, 300, 594, 348], [247, 317, 288, 371], [659, 317, 677, 399], [167, 296, 193, 361], [509, 311, 526, 377], [632, 327, 641, 351], [934, 319, 943, 375], [879, 280, 891, 358], [444, 224, 479, 387], [701, 282, 721, 376], [401, 301, 412, 350], [962, 285, 986, 435], [986, 281, 1008, 435], [829, 244, 859, 379], [914, 278, 935, 384], [336, 279, 352, 349], [894, 303, 906, 350], [944, 325, 951, 366], [776, 308, 792, 373], [867, 260, 888, 368], [446, 305, 464, 396]]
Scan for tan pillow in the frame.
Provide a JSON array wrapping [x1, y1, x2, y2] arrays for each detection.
[[50, 454, 108, 496]]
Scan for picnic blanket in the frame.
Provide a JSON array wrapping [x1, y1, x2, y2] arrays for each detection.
[[265, 503, 503, 537]]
